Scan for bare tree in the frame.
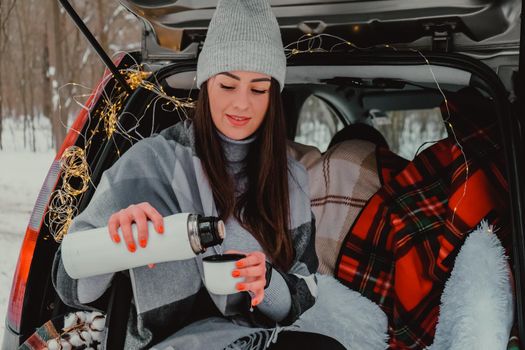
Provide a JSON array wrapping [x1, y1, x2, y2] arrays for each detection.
[[1, 0, 139, 152], [0, 0, 18, 150], [14, 1, 30, 149], [96, 0, 108, 52], [42, 29, 53, 137], [49, 0, 68, 150]]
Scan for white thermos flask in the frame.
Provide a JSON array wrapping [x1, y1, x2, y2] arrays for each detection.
[[61, 213, 225, 279]]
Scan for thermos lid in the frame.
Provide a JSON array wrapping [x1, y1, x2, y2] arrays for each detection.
[[197, 216, 225, 248], [188, 214, 226, 254]]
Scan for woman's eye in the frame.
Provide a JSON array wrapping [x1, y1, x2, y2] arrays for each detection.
[[219, 83, 266, 94]]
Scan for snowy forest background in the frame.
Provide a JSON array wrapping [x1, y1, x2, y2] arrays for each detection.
[[0, 0, 446, 344], [0, 0, 141, 343], [0, 0, 141, 153]]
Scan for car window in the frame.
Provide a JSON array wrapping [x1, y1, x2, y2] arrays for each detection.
[[294, 95, 344, 152], [370, 108, 448, 160]]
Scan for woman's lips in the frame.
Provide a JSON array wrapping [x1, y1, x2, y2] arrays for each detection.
[[226, 114, 251, 127]]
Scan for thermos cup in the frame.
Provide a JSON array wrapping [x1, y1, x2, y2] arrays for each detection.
[[61, 213, 225, 279]]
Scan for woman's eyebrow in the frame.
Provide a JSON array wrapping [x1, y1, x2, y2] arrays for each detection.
[[218, 72, 271, 83]]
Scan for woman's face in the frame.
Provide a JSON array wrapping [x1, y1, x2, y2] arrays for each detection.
[[207, 71, 272, 140]]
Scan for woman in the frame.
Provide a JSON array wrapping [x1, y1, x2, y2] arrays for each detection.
[[53, 0, 345, 349]]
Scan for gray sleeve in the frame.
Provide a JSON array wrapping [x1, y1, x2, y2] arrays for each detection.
[[258, 160, 318, 325], [52, 246, 113, 309], [52, 137, 178, 308], [256, 269, 291, 322], [51, 172, 122, 308], [276, 217, 319, 325], [251, 217, 319, 326]]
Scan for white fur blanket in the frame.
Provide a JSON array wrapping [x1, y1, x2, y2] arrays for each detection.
[[291, 274, 389, 350], [430, 221, 514, 350], [299, 221, 514, 350]]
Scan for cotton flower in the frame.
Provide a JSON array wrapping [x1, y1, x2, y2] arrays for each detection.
[[47, 339, 60, 350]]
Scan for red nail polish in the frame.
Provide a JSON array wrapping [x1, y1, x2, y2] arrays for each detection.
[[235, 261, 244, 268], [236, 283, 245, 291], [252, 298, 258, 306], [139, 239, 147, 248], [129, 244, 136, 252], [158, 225, 164, 234], [114, 236, 120, 243], [232, 270, 240, 278]]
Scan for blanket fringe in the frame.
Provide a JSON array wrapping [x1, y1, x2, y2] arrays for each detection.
[[225, 330, 271, 350]]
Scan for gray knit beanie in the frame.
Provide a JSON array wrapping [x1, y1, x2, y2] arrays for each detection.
[[196, 0, 286, 91]]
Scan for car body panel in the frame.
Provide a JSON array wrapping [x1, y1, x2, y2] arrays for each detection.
[[121, 0, 521, 58]]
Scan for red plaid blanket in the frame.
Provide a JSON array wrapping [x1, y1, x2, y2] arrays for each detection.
[[335, 88, 512, 349]]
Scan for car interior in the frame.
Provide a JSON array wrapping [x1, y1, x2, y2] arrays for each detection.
[[35, 51, 516, 348], [2, 46, 521, 349]]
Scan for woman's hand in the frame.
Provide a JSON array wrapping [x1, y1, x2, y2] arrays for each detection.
[[226, 250, 267, 307], [107, 202, 164, 255]]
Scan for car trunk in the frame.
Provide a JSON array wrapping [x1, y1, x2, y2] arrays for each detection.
[[118, 0, 525, 342]]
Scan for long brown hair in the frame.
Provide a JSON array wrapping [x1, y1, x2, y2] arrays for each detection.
[[193, 79, 293, 271]]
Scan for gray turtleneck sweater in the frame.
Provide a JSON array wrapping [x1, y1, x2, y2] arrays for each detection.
[[210, 130, 292, 320], [52, 120, 318, 349]]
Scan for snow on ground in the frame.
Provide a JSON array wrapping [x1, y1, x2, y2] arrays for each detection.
[[1, 116, 54, 153], [0, 151, 55, 344], [0, 117, 56, 344]]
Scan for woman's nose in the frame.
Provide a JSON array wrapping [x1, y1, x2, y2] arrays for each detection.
[[231, 88, 250, 111]]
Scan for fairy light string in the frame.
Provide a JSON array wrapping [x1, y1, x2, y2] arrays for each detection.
[[47, 59, 195, 242], [408, 48, 469, 222], [49, 35, 471, 241], [286, 33, 469, 224]]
